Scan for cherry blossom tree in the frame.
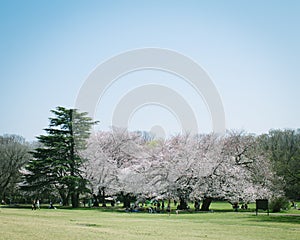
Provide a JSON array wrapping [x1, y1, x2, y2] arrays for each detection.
[[81, 128, 149, 207], [81, 129, 276, 211], [192, 131, 275, 210]]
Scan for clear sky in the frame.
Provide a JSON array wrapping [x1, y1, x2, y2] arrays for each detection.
[[0, 0, 299, 141]]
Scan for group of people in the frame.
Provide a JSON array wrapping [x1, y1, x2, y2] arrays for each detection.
[[232, 202, 248, 212], [31, 199, 40, 210], [148, 203, 171, 215], [31, 200, 56, 210], [241, 203, 248, 210], [124, 199, 172, 215], [147, 200, 172, 214]]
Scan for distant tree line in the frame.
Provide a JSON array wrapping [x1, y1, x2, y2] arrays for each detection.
[[0, 106, 299, 208]]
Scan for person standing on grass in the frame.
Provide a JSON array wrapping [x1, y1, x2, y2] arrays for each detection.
[[36, 199, 40, 210], [49, 201, 55, 209], [32, 200, 36, 210]]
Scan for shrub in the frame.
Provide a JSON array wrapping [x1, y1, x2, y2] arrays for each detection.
[[269, 196, 290, 212]]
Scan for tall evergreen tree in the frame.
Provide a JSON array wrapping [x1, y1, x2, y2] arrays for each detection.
[[23, 107, 96, 207]]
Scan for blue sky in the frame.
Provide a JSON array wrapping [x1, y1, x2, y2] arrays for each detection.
[[0, 0, 299, 140]]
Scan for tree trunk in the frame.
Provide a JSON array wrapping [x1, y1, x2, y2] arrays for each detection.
[[58, 189, 69, 206], [71, 192, 79, 208], [69, 109, 79, 209], [101, 187, 106, 207], [177, 196, 188, 210], [122, 193, 131, 209], [1, 175, 12, 201], [93, 194, 99, 207], [200, 197, 212, 211], [194, 200, 200, 211]]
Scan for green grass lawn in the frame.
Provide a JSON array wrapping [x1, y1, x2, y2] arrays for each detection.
[[0, 203, 299, 240]]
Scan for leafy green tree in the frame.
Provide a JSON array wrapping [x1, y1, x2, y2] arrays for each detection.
[[0, 135, 30, 202], [261, 129, 300, 200], [23, 107, 96, 207]]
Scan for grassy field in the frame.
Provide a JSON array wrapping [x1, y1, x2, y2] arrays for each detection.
[[0, 202, 299, 240]]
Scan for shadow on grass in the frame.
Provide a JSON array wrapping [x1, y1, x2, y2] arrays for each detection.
[[249, 214, 300, 224], [3, 204, 300, 224], [58, 206, 128, 213], [0, 204, 254, 214]]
